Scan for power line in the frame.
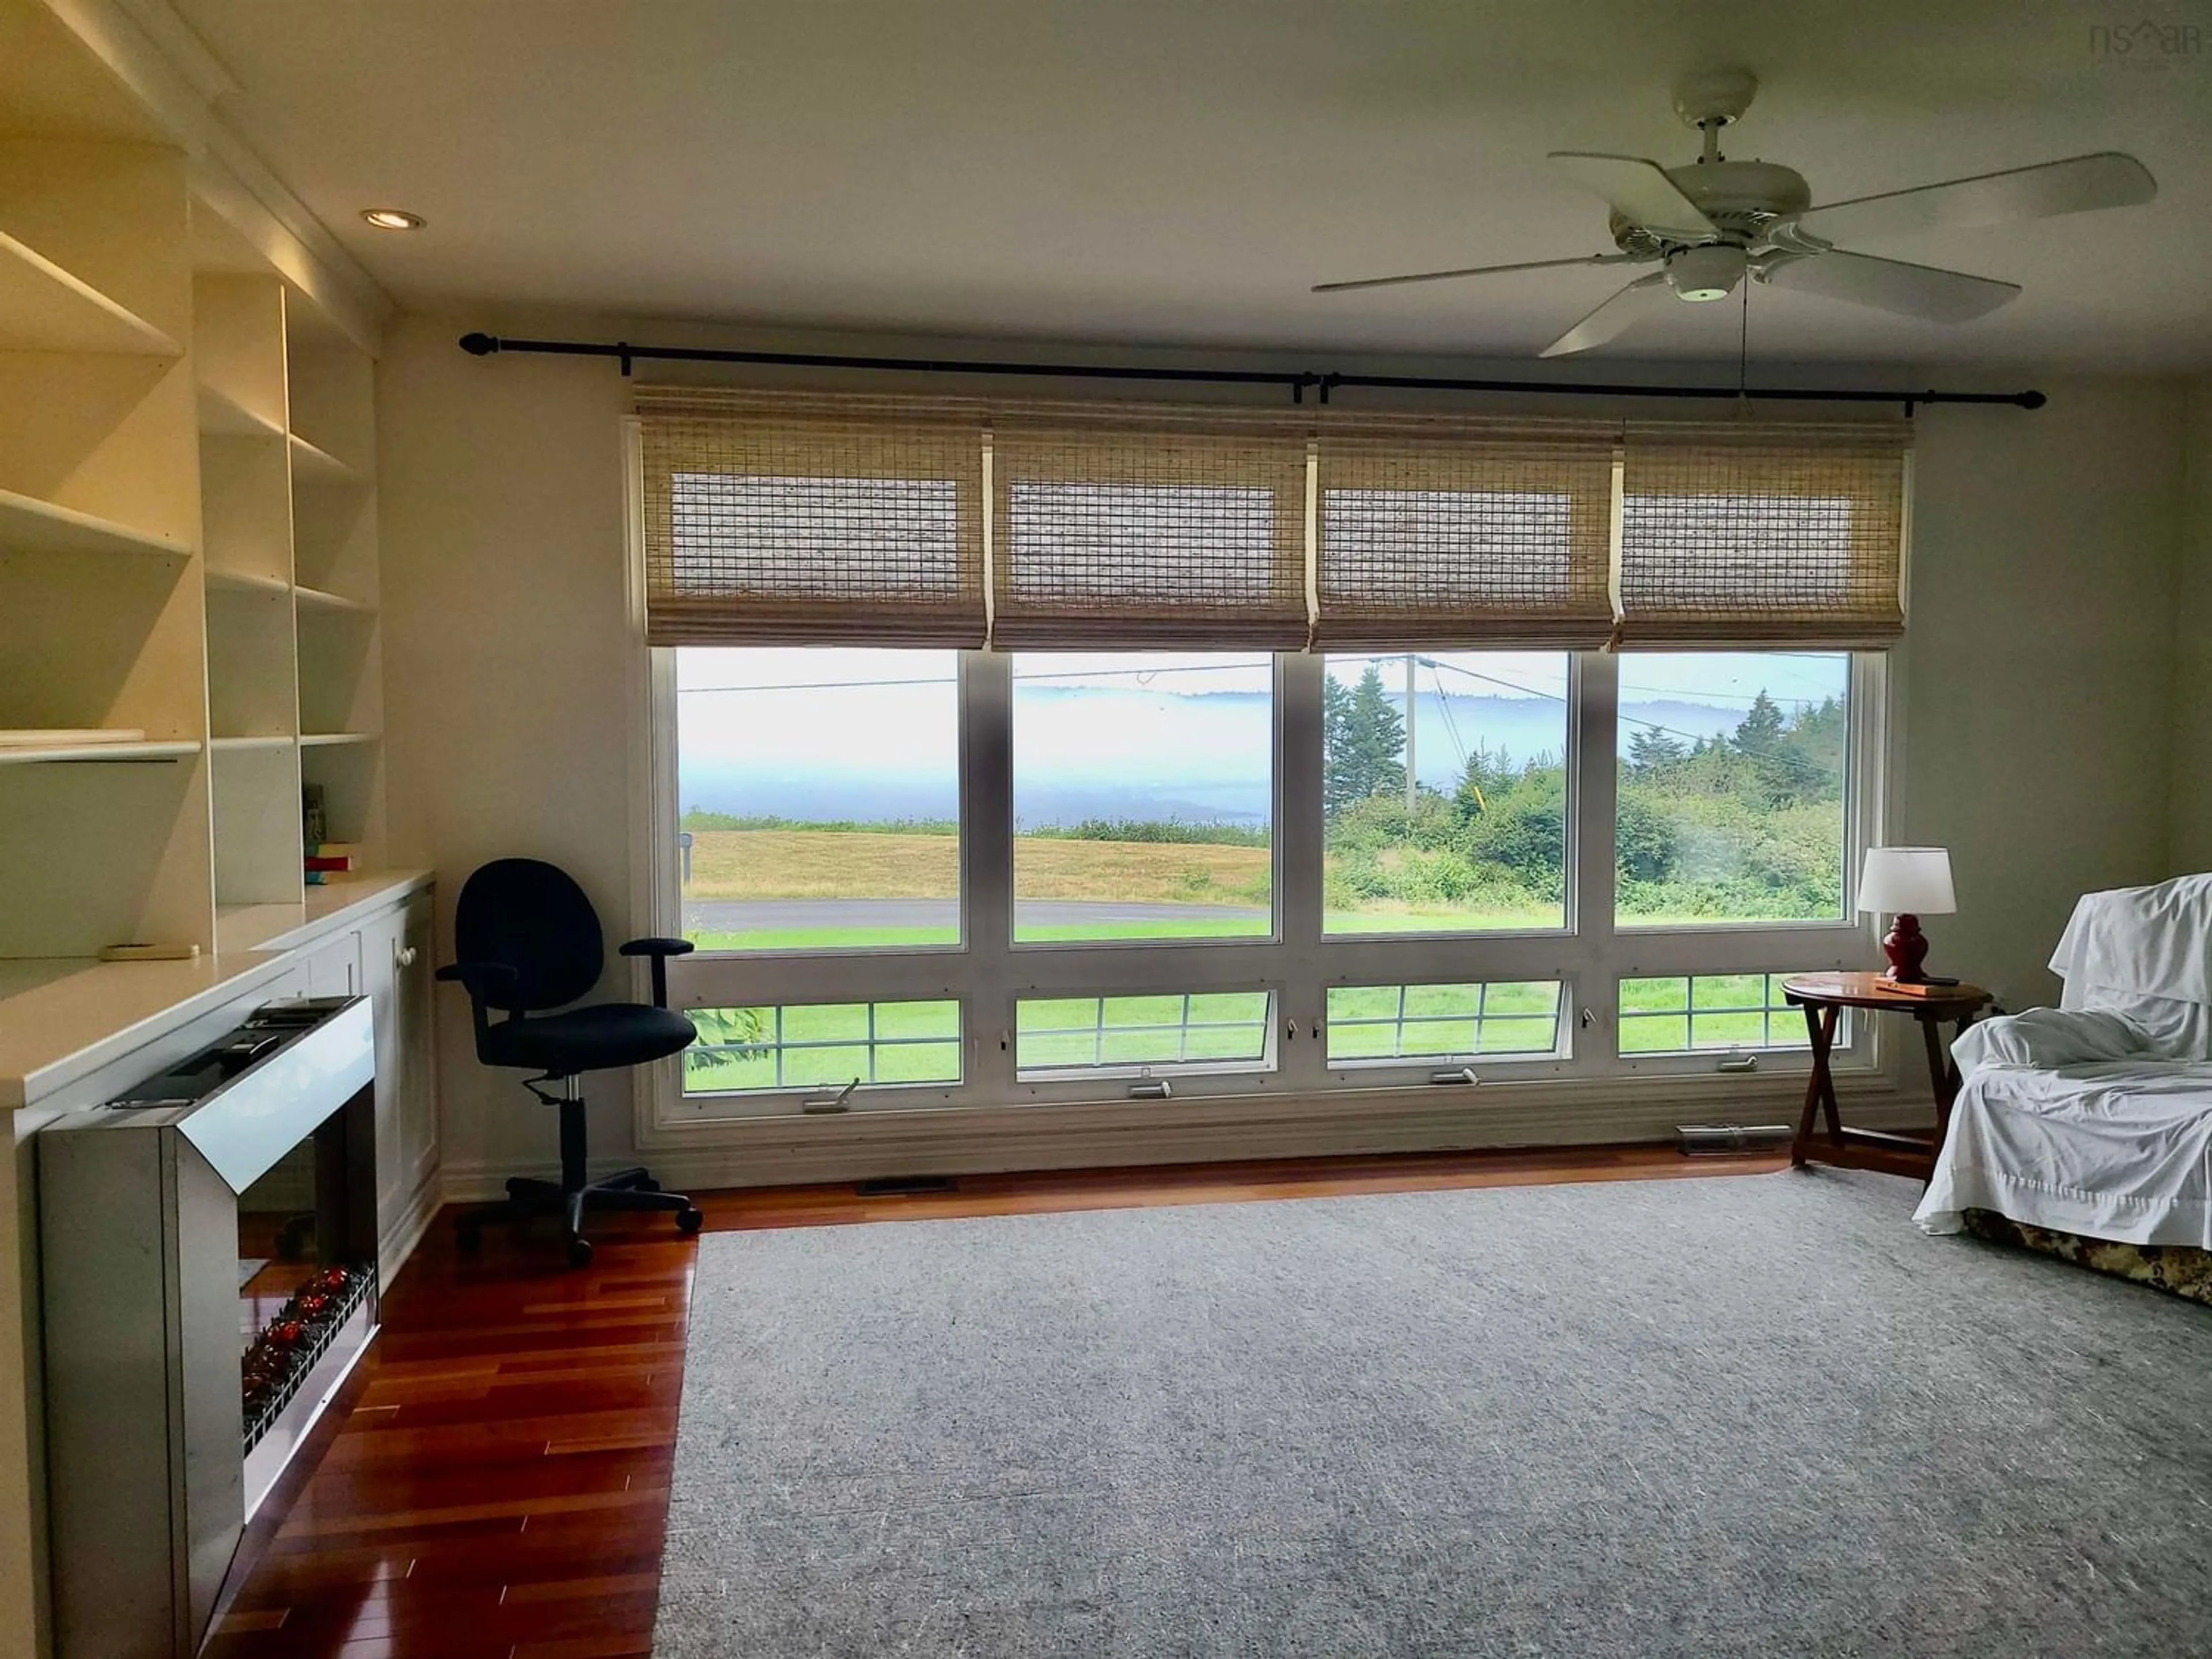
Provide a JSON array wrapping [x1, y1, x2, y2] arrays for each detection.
[[676, 658, 1839, 751]]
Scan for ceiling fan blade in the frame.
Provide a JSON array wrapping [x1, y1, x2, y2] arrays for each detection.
[[1548, 153, 1717, 242], [1794, 152, 2156, 245], [1312, 253, 1634, 294], [1537, 272, 1673, 358], [1763, 250, 2020, 323]]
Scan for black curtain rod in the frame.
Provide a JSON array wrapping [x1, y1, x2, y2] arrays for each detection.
[[456, 331, 2045, 414]]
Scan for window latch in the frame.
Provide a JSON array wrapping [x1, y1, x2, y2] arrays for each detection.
[[1429, 1067, 1480, 1086], [1715, 1052, 1759, 1074], [1128, 1079, 1173, 1100], [1579, 1007, 1597, 1029], [802, 1077, 860, 1113]]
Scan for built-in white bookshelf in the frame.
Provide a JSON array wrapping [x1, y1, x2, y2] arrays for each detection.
[[0, 7, 385, 960]]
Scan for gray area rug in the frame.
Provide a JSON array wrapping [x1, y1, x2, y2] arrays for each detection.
[[654, 1171, 2212, 1657]]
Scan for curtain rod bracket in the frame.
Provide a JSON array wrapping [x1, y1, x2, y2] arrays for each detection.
[[455, 332, 2043, 412]]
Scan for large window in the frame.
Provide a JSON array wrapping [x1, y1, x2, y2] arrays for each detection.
[[1323, 652, 1569, 934], [647, 397, 1898, 1117], [665, 646, 1878, 1108], [1616, 652, 1850, 926], [1012, 653, 1272, 942], [676, 648, 960, 951]]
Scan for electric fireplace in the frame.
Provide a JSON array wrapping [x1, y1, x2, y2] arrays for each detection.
[[39, 995, 377, 1659]]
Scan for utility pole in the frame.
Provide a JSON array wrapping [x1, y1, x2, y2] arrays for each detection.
[[1403, 653, 1418, 816]]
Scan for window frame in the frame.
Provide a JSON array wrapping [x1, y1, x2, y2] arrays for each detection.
[[646, 644, 1888, 1121]]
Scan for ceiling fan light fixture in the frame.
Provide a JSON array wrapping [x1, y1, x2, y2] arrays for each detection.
[[1665, 243, 1747, 301]]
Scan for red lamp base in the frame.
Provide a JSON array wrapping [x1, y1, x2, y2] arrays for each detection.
[[1881, 913, 1931, 983]]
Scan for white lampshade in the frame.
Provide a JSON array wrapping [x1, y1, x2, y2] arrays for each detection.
[[1858, 846, 1956, 917]]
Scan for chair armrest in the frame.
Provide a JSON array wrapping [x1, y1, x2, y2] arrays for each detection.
[[436, 960, 521, 1014], [619, 937, 694, 1008]]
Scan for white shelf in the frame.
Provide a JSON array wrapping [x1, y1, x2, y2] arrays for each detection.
[[0, 227, 178, 357], [298, 731, 377, 748], [205, 567, 291, 598], [0, 739, 199, 766], [196, 381, 284, 439], [293, 584, 374, 615], [214, 902, 307, 957], [0, 488, 188, 559], [209, 734, 293, 752], [287, 432, 363, 485]]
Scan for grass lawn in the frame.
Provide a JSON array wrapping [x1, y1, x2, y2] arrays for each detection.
[[1323, 980, 1562, 1062], [1016, 991, 1271, 1070], [688, 912, 1569, 950], [1617, 971, 1808, 1053], [684, 998, 962, 1092]]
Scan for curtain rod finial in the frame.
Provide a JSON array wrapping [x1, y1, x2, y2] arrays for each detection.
[[459, 331, 500, 357]]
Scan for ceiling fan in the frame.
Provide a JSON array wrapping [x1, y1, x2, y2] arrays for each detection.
[[1313, 68, 2157, 357]]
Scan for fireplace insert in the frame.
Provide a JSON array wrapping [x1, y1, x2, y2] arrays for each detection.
[[40, 994, 378, 1659]]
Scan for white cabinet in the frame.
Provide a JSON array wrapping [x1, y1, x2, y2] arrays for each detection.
[[358, 891, 436, 1264], [297, 929, 361, 998], [286, 885, 436, 1272]]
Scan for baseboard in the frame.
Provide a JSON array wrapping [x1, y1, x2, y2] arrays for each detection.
[[445, 1078, 1931, 1200], [376, 1168, 442, 1283]]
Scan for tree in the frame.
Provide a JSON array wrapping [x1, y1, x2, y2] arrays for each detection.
[[1323, 662, 1407, 818], [1615, 792, 1679, 883], [1322, 672, 1356, 821], [1626, 726, 1687, 779], [1732, 690, 1828, 808], [1732, 690, 1788, 759]]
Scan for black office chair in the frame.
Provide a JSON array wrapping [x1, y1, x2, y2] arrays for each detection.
[[439, 858, 704, 1267]]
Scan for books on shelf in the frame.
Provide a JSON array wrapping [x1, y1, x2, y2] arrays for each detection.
[[304, 840, 361, 885]]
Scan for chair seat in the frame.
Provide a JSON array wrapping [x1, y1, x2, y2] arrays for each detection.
[[479, 1002, 696, 1075]]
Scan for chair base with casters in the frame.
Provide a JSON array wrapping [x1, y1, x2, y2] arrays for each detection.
[[452, 1074, 702, 1269], [438, 856, 709, 1269]]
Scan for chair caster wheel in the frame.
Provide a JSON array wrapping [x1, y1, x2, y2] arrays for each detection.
[[456, 1223, 482, 1253], [565, 1235, 594, 1269], [676, 1206, 703, 1236]]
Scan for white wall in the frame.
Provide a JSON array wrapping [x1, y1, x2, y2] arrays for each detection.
[[2169, 377, 2212, 870], [1902, 378, 2187, 1010], [378, 312, 2193, 1187], [379, 318, 644, 1190]]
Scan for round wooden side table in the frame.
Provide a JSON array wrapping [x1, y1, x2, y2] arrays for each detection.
[[1780, 972, 1992, 1173]]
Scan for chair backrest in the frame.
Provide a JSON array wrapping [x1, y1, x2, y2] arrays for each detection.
[[452, 858, 604, 1012]]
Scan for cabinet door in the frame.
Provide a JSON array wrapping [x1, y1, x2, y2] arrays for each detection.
[[299, 929, 362, 999], [362, 893, 437, 1242], [393, 893, 437, 1200], [357, 906, 405, 1226]]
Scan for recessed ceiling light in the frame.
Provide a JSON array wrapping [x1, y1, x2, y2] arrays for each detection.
[[360, 209, 425, 231]]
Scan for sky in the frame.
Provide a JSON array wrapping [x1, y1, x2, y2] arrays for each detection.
[[673, 647, 1847, 823]]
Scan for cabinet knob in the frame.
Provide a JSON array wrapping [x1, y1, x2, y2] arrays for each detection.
[[396, 945, 419, 967]]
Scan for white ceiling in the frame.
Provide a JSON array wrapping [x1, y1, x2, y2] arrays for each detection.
[[172, 0, 2212, 368]]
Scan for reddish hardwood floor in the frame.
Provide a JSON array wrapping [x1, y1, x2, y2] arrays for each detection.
[[204, 1142, 1785, 1657]]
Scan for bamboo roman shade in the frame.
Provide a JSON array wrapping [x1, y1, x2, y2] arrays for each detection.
[[635, 388, 1912, 653], [636, 388, 988, 647], [1313, 416, 1616, 651], [988, 404, 1310, 648], [1613, 421, 1910, 649]]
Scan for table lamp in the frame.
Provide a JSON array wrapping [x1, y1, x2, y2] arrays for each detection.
[[1857, 846, 1956, 983]]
